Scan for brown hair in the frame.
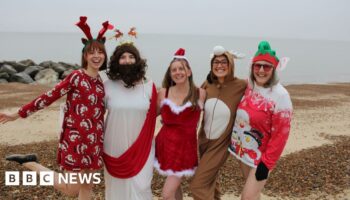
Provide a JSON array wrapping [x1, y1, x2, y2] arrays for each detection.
[[162, 58, 199, 107], [207, 53, 235, 83], [249, 63, 279, 88], [107, 43, 147, 88], [81, 40, 107, 71]]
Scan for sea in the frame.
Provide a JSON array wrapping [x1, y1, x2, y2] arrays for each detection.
[[0, 32, 349, 86]]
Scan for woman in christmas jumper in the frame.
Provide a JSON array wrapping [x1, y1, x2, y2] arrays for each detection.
[[102, 40, 158, 200], [228, 41, 292, 200], [1, 16, 112, 199], [190, 46, 247, 200], [155, 48, 206, 200]]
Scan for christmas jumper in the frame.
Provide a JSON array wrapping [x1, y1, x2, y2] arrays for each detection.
[[228, 82, 292, 170]]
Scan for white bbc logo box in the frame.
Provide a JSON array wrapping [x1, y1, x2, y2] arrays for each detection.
[[5, 171, 54, 186]]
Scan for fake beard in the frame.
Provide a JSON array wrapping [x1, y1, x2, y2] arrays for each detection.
[[117, 64, 145, 87]]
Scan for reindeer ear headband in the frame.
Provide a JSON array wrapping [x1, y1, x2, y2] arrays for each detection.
[[210, 45, 245, 60], [76, 16, 114, 49], [109, 27, 137, 45]]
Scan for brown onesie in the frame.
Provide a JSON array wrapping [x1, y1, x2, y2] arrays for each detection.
[[190, 51, 247, 200]]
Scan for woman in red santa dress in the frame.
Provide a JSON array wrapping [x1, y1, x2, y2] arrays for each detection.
[[1, 16, 113, 199], [154, 48, 206, 200], [229, 41, 293, 200]]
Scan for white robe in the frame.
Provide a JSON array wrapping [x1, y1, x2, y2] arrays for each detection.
[[103, 79, 155, 200]]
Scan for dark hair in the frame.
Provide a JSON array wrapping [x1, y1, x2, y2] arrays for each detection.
[[162, 58, 199, 107], [207, 54, 234, 83], [81, 40, 107, 71], [107, 43, 147, 88], [249, 63, 279, 88]]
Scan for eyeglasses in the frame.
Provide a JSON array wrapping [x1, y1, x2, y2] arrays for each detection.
[[213, 60, 228, 66], [252, 63, 274, 72]]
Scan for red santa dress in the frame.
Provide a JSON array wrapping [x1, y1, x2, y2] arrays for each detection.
[[155, 89, 201, 177]]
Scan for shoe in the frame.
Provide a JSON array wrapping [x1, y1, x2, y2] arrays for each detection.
[[6, 154, 38, 165]]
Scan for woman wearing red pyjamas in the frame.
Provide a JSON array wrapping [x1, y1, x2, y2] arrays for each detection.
[[1, 16, 113, 200]]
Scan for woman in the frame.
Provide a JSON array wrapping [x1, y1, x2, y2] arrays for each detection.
[[1, 16, 112, 199], [190, 45, 247, 200], [228, 41, 292, 200], [155, 48, 206, 200], [102, 42, 157, 200]]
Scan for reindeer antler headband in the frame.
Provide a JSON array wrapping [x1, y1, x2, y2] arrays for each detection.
[[109, 26, 138, 45], [76, 16, 114, 47]]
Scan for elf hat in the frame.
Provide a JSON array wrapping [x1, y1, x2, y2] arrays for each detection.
[[252, 41, 279, 67]]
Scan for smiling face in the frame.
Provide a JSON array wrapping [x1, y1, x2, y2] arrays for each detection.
[[212, 55, 229, 81], [118, 52, 136, 65], [82, 40, 107, 71], [252, 60, 274, 87], [169, 60, 191, 85], [84, 48, 106, 71]]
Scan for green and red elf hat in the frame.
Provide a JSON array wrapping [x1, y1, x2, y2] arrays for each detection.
[[252, 41, 279, 68], [75, 16, 114, 47]]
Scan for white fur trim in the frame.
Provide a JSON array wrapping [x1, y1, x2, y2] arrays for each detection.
[[174, 55, 187, 60], [161, 99, 192, 115], [154, 159, 196, 177]]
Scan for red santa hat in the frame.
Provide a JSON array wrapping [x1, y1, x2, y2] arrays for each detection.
[[173, 48, 188, 61]]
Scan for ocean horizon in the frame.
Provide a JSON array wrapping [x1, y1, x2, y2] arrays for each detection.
[[1, 32, 349, 86]]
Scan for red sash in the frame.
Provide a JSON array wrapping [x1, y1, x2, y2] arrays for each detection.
[[103, 84, 157, 178]]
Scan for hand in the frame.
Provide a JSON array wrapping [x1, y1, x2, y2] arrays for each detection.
[[255, 161, 269, 181], [0, 112, 20, 124]]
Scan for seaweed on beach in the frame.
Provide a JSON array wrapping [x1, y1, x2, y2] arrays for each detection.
[[1, 135, 349, 199]]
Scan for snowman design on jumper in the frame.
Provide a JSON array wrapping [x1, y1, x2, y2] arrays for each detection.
[[241, 129, 263, 166], [231, 108, 250, 148], [230, 108, 263, 167]]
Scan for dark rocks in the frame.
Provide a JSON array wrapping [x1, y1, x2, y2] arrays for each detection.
[[58, 62, 80, 70], [0, 72, 10, 79], [0, 60, 80, 84], [23, 65, 43, 78], [19, 59, 37, 67], [0, 64, 17, 75], [9, 72, 34, 84], [3, 61, 27, 72]]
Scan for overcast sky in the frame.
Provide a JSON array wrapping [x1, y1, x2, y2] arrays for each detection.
[[1, 0, 349, 41]]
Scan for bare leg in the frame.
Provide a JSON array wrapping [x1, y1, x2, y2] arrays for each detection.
[[162, 175, 182, 200], [241, 165, 267, 200], [23, 162, 80, 196], [175, 185, 183, 200], [77, 170, 97, 200], [239, 161, 251, 179]]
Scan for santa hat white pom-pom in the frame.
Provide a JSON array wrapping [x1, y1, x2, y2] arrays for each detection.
[[213, 45, 226, 55]]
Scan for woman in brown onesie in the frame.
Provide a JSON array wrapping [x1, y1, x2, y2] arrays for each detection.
[[190, 45, 247, 200]]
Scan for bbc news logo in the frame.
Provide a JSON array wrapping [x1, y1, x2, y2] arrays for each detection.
[[5, 171, 101, 186]]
